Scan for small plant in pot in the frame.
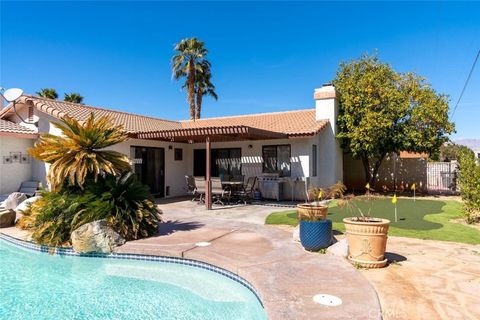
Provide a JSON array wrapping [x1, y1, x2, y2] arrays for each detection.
[[339, 191, 390, 268], [297, 182, 345, 251]]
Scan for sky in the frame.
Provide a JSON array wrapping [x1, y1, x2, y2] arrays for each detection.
[[1, 1, 479, 139]]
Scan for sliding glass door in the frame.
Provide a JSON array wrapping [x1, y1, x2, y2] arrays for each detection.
[[131, 146, 165, 197]]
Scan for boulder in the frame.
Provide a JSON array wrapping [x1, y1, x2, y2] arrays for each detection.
[[327, 238, 348, 258], [15, 196, 42, 213], [71, 220, 125, 253], [0, 209, 16, 228], [3, 193, 27, 210]]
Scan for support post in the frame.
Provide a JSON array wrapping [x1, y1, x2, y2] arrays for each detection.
[[205, 136, 212, 210]]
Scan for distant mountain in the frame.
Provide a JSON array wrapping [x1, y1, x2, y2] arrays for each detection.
[[455, 139, 480, 150]]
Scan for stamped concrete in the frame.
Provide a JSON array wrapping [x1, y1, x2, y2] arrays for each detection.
[[1, 199, 382, 320], [359, 237, 480, 320], [117, 199, 382, 320]]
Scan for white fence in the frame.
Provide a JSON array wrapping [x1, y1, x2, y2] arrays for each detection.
[[427, 161, 458, 194]]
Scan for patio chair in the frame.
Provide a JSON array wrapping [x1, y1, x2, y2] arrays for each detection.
[[193, 177, 206, 204], [231, 175, 245, 183], [0, 181, 40, 204], [211, 177, 231, 205], [185, 175, 198, 201], [234, 176, 257, 204]]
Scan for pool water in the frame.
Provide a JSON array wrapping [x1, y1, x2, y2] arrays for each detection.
[[0, 239, 266, 320]]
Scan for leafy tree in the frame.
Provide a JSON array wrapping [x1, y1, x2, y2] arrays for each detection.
[[457, 149, 480, 223], [28, 113, 131, 191], [430, 143, 474, 161], [333, 53, 454, 188], [64, 92, 84, 104], [36, 88, 58, 99], [172, 37, 211, 120]]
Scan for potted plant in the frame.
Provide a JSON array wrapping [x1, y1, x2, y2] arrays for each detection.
[[297, 182, 345, 251], [340, 191, 390, 268]]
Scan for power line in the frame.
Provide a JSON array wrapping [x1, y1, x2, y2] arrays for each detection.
[[451, 48, 480, 118]]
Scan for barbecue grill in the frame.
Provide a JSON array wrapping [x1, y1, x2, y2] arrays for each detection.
[[258, 173, 288, 201]]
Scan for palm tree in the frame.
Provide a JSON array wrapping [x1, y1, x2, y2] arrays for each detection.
[[64, 92, 84, 104], [172, 38, 209, 120], [37, 88, 58, 99], [28, 113, 131, 191], [194, 62, 217, 119]]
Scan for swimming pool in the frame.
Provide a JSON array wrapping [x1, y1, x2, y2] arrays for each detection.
[[0, 236, 266, 320]]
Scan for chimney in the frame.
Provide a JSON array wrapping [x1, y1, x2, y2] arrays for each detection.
[[314, 83, 338, 135]]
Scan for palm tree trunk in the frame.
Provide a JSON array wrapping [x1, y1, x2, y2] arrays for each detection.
[[188, 59, 196, 121], [196, 89, 203, 120]]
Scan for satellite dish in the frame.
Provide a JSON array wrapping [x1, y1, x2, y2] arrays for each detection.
[[2, 88, 23, 102]]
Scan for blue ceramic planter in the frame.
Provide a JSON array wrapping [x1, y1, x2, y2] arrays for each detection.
[[299, 219, 332, 251]]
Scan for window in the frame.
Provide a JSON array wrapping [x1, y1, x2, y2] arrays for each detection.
[[174, 148, 183, 161], [312, 144, 317, 177], [262, 145, 291, 176], [193, 148, 242, 177]]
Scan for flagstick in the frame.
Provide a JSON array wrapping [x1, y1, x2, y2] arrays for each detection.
[[395, 203, 398, 222], [413, 189, 416, 202]]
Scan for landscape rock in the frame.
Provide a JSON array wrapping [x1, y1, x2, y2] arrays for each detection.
[[4, 193, 27, 210], [71, 220, 125, 253], [15, 196, 42, 213], [0, 209, 16, 228], [327, 238, 349, 258]]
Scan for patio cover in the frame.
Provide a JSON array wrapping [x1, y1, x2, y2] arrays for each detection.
[[135, 125, 288, 143], [135, 125, 287, 210]]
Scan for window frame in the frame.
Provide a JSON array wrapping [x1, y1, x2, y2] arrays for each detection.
[[262, 144, 291, 176], [174, 148, 183, 161], [312, 144, 317, 177]]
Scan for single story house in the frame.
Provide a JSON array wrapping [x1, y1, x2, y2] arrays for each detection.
[[0, 84, 343, 207]]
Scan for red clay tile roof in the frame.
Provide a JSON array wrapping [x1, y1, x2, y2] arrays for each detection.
[[1, 96, 328, 137], [0, 119, 37, 135], [1, 95, 181, 133], [180, 109, 328, 137]]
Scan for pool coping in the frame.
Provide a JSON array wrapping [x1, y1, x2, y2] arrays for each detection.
[[0, 232, 264, 308]]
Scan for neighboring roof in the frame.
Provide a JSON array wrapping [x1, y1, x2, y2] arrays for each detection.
[[0, 119, 37, 136], [0, 95, 329, 140], [399, 151, 428, 159]]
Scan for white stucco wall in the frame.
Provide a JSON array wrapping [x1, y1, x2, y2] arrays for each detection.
[[0, 135, 35, 194], [2, 98, 344, 200]]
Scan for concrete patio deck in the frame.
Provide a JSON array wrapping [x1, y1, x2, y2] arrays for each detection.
[[0, 198, 382, 320], [117, 198, 382, 319]]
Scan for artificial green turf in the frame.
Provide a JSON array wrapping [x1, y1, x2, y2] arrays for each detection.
[[265, 198, 480, 244]]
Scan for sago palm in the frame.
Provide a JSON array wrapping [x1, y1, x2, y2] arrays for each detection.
[[64, 92, 84, 104], [172, 37, 209, 120], [28, 113, 131, 191], [37, 88, 58, 100]]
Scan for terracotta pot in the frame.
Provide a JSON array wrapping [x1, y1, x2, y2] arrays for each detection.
[[343, 217, 390, 268], [296, 204, 328, 221]]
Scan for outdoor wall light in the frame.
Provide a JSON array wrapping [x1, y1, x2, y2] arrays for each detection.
[[168, 145, 173, 150], [248, 144, 253, 149]]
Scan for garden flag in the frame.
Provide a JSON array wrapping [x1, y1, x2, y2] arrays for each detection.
[[392, 194, 398, 222]]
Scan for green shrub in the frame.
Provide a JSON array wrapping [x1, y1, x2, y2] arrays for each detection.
[[457, 150, 480, 223], [19, 173, 162, 246]]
